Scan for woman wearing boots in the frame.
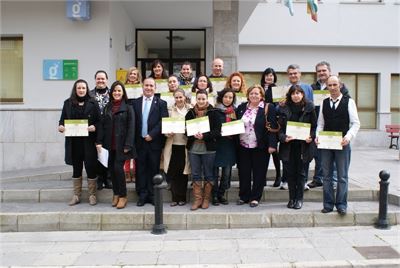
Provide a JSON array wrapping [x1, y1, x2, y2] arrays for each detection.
[[96, 81, 136, 209], [260, 67, 284, 188], [186, 89, 221, 210], [212, 88, 238, 206], [278, 85, 317, 209], [58, 79, 101, 206], [236, 85, 278, 207], [163, 89, 191, 206]]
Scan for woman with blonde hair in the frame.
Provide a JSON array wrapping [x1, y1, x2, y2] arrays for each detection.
[[125, 67, 142, 85]]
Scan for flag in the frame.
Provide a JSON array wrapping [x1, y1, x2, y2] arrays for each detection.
[[307, 0, 318, 22], [284, 0, 294, 16]]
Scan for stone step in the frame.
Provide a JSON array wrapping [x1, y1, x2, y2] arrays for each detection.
[[1, 201, 399, 232], [0, 179, 386, 204]]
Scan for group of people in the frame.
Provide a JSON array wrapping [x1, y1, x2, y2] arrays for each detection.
[[58, 58, 360, 215]]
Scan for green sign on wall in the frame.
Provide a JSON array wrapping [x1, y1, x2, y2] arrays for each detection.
[[63, 60, 78, 80], [43, 59, 78, 80]]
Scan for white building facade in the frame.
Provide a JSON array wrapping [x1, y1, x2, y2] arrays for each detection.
[[1, 0, 399, 171]]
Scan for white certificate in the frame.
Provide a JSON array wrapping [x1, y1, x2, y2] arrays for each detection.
[[160, 92, 175, 107], [221, 120, 245, 136], [210, 77, 226, 92], [313, 90, 330, 107], [64, 119, 88, 137], [97, 147, 109, 168], [125, 84, 142, 99], [186, 116, 210, 136], [286, 121, 311, 141], [236, 93, 247, 105], [155, 79, 169, 93], [318, 131, 343, 150], [162, 117, 186, 134], [272, 86, 289, 102]]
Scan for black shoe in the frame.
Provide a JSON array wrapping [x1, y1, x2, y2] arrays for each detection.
[[137, 199, 145, 207], [272, 177, 282, 187], [308, 180, 323, 188], [97, 180, 104, 191], [104, 178, 113, 189], [321, 208, 333, 213], [218, 196, 229, 205], [236, 199, 246, 205], [249, 200, 259, 207], [294, 200, 303, 209], [287, 200, 295, 209], [212, 197, 220, 206], [337, 208, 347, 215]]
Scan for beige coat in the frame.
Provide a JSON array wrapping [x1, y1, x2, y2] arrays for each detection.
[[162, 104, 191, 174]]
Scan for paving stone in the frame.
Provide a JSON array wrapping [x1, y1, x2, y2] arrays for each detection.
[[162, 240, 199, 251], [124, 240, 163, 252], [18, 213, 59, 232], [158, 250, 199, 265], [349, 258, 400, 268], [314, 212, 355, 227], [59, 212, 100, 231], [0, 213, 18, 232], [187, 213, 228, 229], [315, 246, 364, 261], [271, 212, 313, 228], [0, 252, 41, 266], [73, 252, 120, 266], [2, 189, 39, 202], [293, 260, 352, 267], [239, 248, 283, 264], [229, 212, 271, 228], [33, 252, 81, 266], [86, 241, 126, 252], [199, 250, 241, 264], [237, 238, 275, 250], [348, 189, 376, 201], [355, 212, 397, 226], [101, 212, 143, 231], [144, 212, 187, 230]]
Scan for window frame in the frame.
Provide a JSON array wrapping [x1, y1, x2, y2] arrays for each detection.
[[1, 36, 23, 103]]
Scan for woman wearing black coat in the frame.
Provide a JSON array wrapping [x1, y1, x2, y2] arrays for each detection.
[[96, 81, 136, 209], [278, 85, 317, 209], [58, 79, 101, 206]]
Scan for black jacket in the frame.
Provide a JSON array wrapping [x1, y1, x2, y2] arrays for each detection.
[[58, 98, 100, 165], [277, 101, 317, 163], [185, 105, 222, 151], [97, 100, 137, 161], [235, 102, 278, 150]]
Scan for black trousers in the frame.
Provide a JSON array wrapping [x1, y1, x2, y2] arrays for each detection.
[[71, 138, 96, 179], [167, 145, 188, 203], [109, 150, 127, 197], [284, 142, 305, 201], [136, 141, 161, 202], [237, 146, 267, 202]]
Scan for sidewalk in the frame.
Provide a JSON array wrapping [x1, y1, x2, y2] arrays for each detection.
[[1, 226, 399, 267]]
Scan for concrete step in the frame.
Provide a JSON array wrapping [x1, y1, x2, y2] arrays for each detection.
[[1, 179, 390, 204], [1, 201, 399, 232]]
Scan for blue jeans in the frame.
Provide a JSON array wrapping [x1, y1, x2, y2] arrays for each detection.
[[213, 166, 232, 198], [189, 152, 216, 182], [321, 144, 351, 210]]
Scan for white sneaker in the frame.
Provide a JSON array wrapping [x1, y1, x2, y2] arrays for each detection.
[[304, 183, 310, 191], [280, 182, 288, 190]]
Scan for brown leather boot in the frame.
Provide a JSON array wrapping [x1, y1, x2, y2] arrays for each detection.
[[112, 195, 119, 207], [191, 182, 203, 211], [87, 178, 97, 206], [201, 181, 213, 209], [116, 197, 128, 209], [69, 177, 82, 206]]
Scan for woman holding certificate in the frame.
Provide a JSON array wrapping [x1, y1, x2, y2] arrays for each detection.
[[260, 67, 284, 188], [186, 89, 221, 210], [163, 89, 191, 206], [96, 81, 136, 209], [58, 79, 101, 206], [212, 88, 238, 206], [236, 85, 278, 207], [277, 85, 317, 210]]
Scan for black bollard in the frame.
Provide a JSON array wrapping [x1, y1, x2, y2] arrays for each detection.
[[151, 174, 167, 235], [375, 170, 390, 230]]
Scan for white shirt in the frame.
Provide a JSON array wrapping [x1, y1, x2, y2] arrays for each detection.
[[317, 93, 360, 142]]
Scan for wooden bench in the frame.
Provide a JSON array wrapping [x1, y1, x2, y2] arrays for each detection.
[[385, 124, 400, 149]]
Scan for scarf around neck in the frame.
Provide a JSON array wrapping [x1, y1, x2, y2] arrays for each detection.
[[194, 104, 208, 118], [179, 72, 194, 85], [216, 103, 236, 122]]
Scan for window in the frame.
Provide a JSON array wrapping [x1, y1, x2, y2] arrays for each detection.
[[391, 74, 400, 124], [339, 73, 377, 129], [1, 36, 23, 103], [136, 29, 206, 79]]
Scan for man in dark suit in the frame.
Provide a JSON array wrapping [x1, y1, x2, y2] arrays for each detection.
[[132, 77, 168, 206]]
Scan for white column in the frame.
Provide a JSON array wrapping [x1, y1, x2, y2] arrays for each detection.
[[377, 71, 392, 130]]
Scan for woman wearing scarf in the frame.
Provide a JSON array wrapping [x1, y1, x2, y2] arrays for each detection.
[[178, 61, 195, 85], [185, 89, 221, 210], [96, 81, 136, 209], [212, 88, 238, 206], [58, 79, 101, 206], [163, 89, 192, 206]]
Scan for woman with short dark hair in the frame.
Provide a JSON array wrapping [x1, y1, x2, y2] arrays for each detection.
[[149, 60, 168, 79]]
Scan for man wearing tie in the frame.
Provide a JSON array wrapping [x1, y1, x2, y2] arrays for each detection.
[[133, 77, 168, 206], [317, 75, 360, 215]]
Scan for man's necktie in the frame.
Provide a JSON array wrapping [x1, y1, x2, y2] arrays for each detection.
[[141, 98, 150, 137]]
